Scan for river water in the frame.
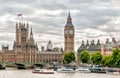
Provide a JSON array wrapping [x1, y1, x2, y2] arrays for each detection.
[[0, 69, 120, 78]]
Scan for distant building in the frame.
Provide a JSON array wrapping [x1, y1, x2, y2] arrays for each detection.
[[101, 38, 117, 55], [77, 38, 119, 56], [77, 39, 101, 54], [37, 41, 63, 63]]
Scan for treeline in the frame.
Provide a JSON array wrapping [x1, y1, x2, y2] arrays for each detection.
[[79, 48, 120, 67]]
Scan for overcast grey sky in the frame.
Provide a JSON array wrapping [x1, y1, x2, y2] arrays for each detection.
[[0, 0, 120, 51]]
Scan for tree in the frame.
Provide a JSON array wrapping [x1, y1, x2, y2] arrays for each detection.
[[101, 55, 112, 66], [63, 52, 75, 64], [101, 48, 120, 67], [91, 51, 102, 65], [104, 48, 120, 67], [115, 54, 120, 67], [112, 48, 120, 67], [79, 50, 90, 64]]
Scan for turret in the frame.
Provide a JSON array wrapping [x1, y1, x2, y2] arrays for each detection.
[[47, 40, 53, 52], [16, 22, 18, 29], [13, 41, 16, 49], [2, 45, 9, 53], [91, 40, 95, 45], [97, 39, 101, 45], [36, 43, 38, 50], [26, 22, 29, 29], [86, 40, 89, 46], [28, 27, 34, 45], [60, 46, 64, 52], [41, 46, 45, 52], [106, 38, 109, 43], [81, 40, 84, 46], [30, 27, 33, 39], [65, 11, 73, 27], [112, 38, 116, 43]]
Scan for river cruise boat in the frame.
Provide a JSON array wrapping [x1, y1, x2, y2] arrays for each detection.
[[106, 68, 120, 75], [32, 68, 54, 74], [89, 65, 106, 73], [76, 67, 90, 73], [57, 67, 76, 73]]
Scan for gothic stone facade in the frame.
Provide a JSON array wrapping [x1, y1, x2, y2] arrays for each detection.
[[64, 12, 75, 53], [37, 41, 63, 63], [0, 13, 74, 63], [0, 22, 38, 63], [0, 22, 64, 63]]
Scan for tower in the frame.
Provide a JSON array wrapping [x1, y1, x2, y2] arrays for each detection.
[[15, 22, 29, 53], [13, 21, 38, 63], [64, 12, 75, 52]]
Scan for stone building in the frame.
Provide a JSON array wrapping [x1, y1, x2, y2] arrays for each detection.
[[101, 38, 117, 55], [37, 41, 63, 63], [0, 22, 38, 63], [64, 12, 75, 53], [77, 39, 101, 54], [0, 12, 75, 63], [0, 22, 64, 63], [77, 38, 119, 56]]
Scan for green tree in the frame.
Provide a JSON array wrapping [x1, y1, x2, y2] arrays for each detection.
[[91, 51, 102, 65], [63, 51, 75, 64], [115, 54, 120, 67], [101, 55, 112, 66], [79, 50, 90, 64], [101, 48, 120, 67], [112, 48, 120, 67]]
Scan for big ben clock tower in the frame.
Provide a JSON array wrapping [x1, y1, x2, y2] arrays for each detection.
[[64, 12, 75, 53]]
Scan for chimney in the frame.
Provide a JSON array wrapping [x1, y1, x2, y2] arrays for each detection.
[[97, 39, 100, 45], [112, 38, 116, 43], [41, 46, 44, 52], [106, 38, 109, 43]]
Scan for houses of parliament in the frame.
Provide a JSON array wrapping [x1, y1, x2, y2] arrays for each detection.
[[0, 12, 75, 63]]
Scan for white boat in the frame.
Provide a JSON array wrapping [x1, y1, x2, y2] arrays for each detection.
[[106, 71, 120, 75], [89, 65, 106, 73], [32, 68, 55, 74], [57, 67, 75, 73], [76, 67, 90, 73], [106, 68, 120, 75]]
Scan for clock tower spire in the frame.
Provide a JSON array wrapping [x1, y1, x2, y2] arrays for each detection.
[[64, 11, 75, 53]]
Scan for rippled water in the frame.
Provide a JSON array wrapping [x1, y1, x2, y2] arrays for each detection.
[[0, 69, 120, 78]]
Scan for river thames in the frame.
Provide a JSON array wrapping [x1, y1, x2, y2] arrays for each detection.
[[0, 69, 120, 78]]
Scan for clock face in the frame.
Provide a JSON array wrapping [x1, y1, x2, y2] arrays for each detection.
[[69, 30, 73, 34]]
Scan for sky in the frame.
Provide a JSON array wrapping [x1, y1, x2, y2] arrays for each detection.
[[1, 0, 120, 51]]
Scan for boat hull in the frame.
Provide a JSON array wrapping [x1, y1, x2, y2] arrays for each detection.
[[57, 68, 76, 73], [106, 68, 120, 75], [32, 72, 54, 74], [89, 68, 106, 73], [32, 69, 55, 74], [76, 68, 90, 73]]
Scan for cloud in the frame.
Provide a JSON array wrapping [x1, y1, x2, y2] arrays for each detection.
[[1, 0, 120, 51]]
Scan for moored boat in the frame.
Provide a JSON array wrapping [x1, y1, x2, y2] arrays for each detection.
[[57, 67, 76, 73], [76, 67, 90, 73], [89, 65, 106, 73], [32, 68, 54, 74], [106, 68, 120, 75]]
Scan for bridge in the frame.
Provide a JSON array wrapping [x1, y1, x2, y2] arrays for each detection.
[[0, 62, 46, 69], [0, 63, 5, 69]]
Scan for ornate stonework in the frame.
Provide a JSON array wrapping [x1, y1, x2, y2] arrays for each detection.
[[64, 12, 75, 52]]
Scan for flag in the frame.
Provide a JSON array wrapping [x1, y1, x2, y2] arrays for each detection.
[[17, 13, 23, 16]]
